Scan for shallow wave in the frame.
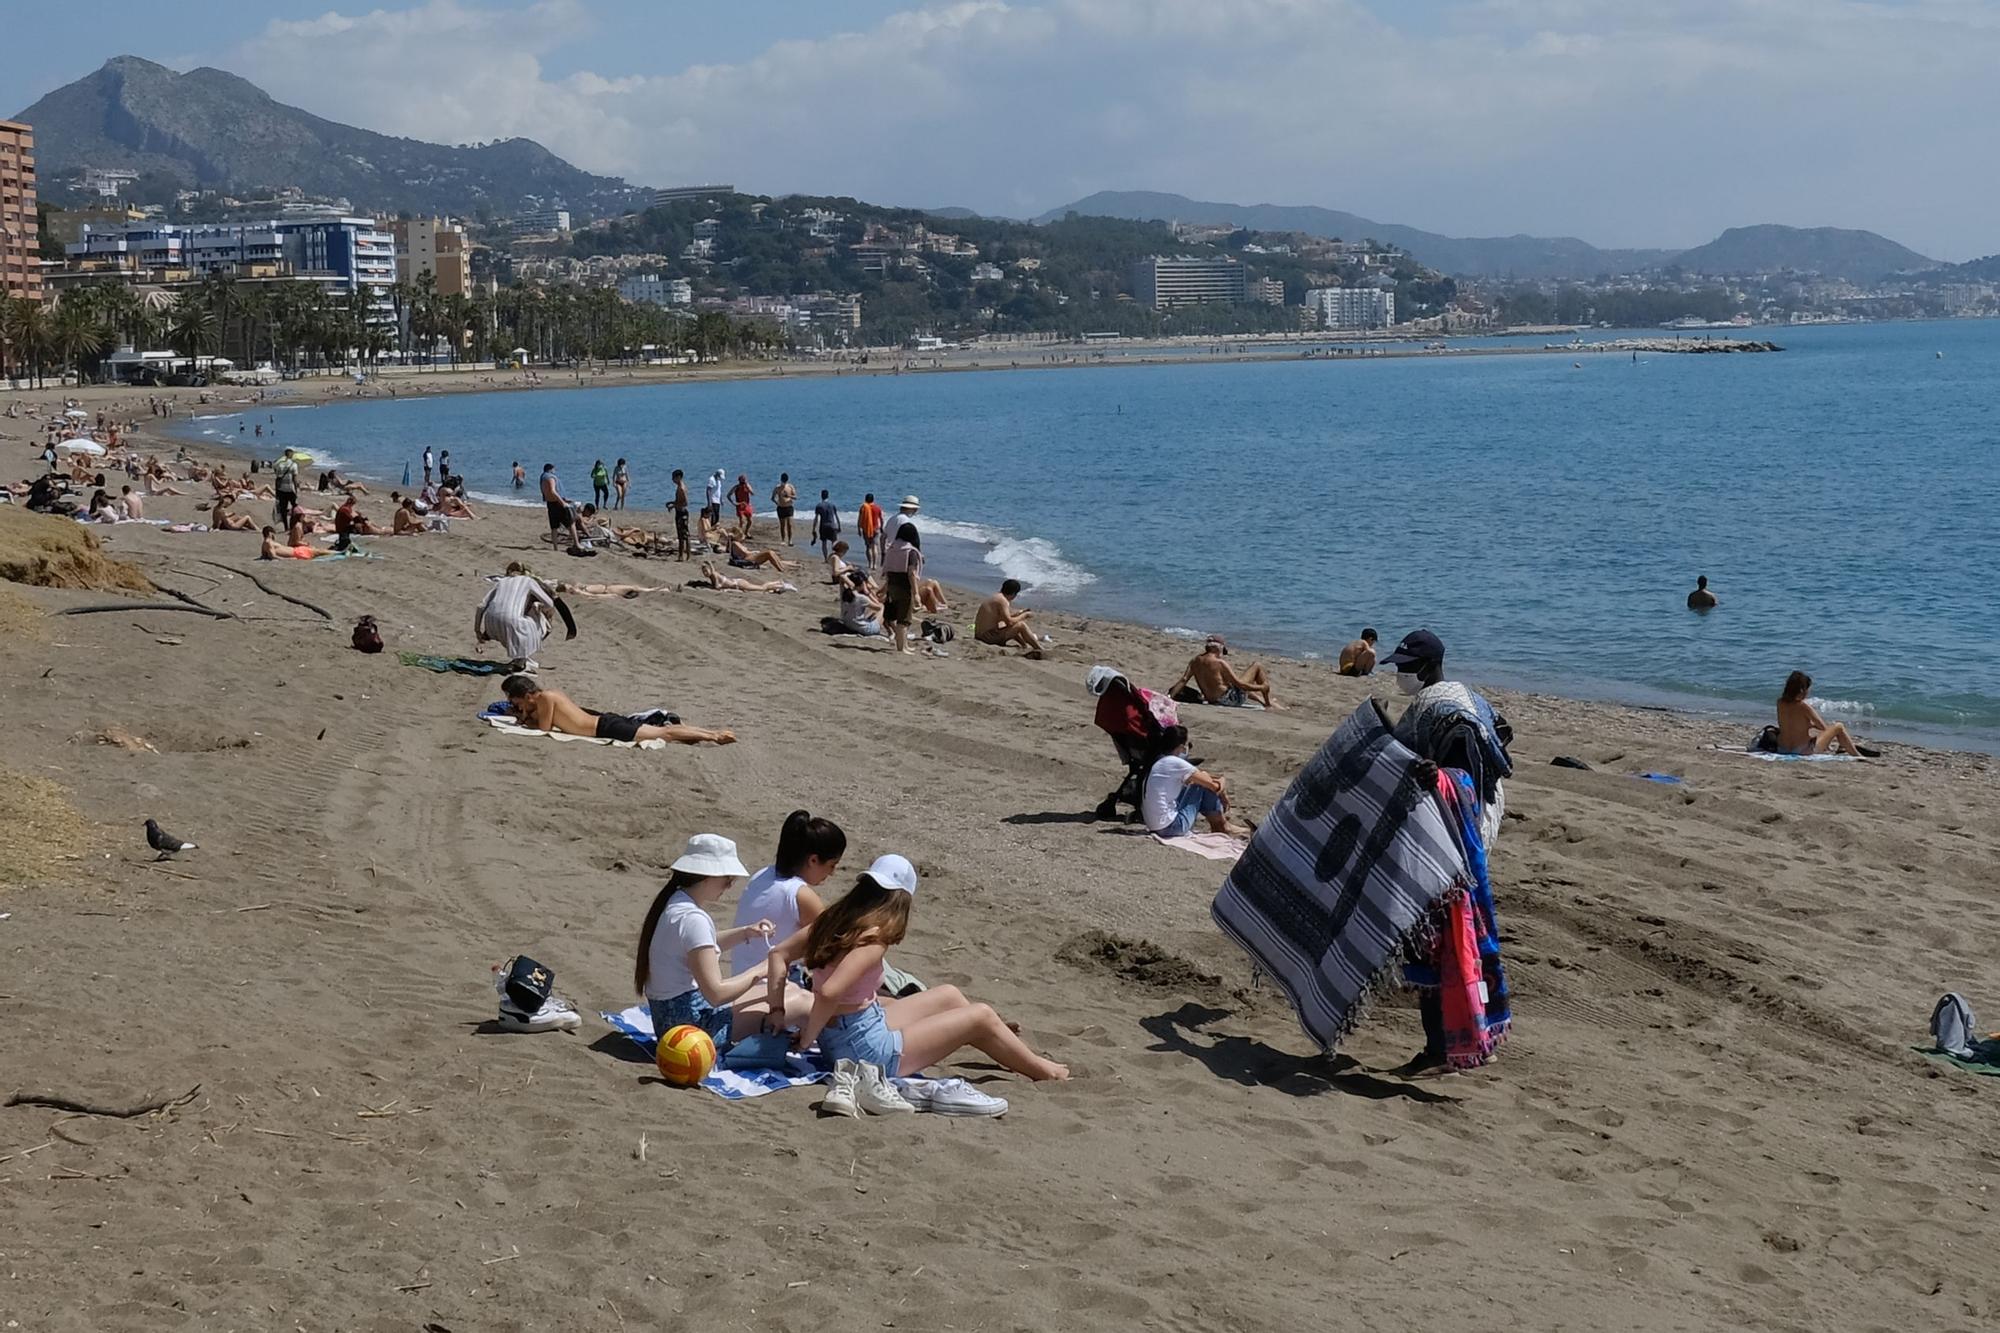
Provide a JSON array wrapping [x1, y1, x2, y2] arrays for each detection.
[[467, 490, 540, 509], [914, 513, 1095, 595], [1808, 695, 1876, 717], [1160, 625, 1207, 640]]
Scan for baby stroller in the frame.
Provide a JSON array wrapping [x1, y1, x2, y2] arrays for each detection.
[[1086, 666, 1179, 822]]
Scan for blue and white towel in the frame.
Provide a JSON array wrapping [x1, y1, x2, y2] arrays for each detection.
[[601, 1004, 830, 1100]]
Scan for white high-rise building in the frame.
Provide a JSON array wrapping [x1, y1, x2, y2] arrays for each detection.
[[1305, 287, 1395, 330]]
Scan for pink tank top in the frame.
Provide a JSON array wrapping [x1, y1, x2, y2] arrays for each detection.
[[811, 957, 883, 1006]]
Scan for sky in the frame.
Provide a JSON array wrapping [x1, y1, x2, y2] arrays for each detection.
[[4, 0, 1996, 261]]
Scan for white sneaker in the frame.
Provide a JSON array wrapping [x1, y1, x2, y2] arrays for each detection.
[[855, 1062, 915, 1115], [820, 1059, 861, 1117], [898, 1077, 1008, 1117], [496, 995, 581, 1033]]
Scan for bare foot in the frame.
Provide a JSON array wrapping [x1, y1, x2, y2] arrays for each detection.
[[1035, 1060, 1071, 1081]]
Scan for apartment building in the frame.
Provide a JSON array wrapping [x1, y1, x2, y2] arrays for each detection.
[[1305, 286, 1396, 330], [390, 216, 470, 297], [1, 119, 43, 300], [1131, 255, 1247, 309]]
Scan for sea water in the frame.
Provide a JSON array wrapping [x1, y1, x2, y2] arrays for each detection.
[[181, 319, 2000, 749]]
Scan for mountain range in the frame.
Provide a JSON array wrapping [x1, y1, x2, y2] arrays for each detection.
[[15, 56, 645, 221], [1032, 191, 1934, 283]]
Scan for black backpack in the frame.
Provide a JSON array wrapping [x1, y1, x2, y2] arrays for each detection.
[[351, 616, 384, 654]]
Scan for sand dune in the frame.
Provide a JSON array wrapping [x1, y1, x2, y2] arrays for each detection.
[[1, 480, 1996, 1330]]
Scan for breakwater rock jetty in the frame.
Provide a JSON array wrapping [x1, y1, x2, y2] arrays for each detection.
[[1554, 337, 1784, 354]]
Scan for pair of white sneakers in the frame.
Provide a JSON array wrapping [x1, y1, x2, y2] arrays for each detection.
[[820, 1060, 1009, 1118]]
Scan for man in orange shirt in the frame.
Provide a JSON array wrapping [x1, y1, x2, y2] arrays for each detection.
[[857, 492, 885, 569]]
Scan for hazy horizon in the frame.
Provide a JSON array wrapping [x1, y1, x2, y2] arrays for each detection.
[[5, 0, 1995, 262]]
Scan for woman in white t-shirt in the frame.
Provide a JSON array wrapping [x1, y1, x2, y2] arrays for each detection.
[[731, 810, 846, 976], [1140, 725, 1250, 838], [636, 833, 815, 1047]]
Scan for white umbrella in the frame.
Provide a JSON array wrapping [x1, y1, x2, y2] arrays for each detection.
[[63, 407, 89, 418], [56, 438, 107, 456]]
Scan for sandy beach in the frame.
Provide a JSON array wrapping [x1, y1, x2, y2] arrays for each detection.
[[3, 411, 1999, 1331]]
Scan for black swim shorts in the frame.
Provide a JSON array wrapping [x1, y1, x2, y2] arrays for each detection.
[[546, 498, 571, 530], [674, 508, 690, 538], [593, 712, 641, 743]]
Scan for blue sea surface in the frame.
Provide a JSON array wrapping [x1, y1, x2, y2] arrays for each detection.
[[182, 320, 2000, 749]]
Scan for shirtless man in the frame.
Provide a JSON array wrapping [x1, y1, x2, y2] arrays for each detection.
[[1687, 575, 1718, 611], [723, 535, 796, 573], [500, 675, 736, 746], [540, 463, 578, 549], [1337, 627, 1378, 677], [391, 500, 428, 534], [974, 579, 1043, 657], [1171, 638, 1277, 709], [210, 494, 257, 532], [697, 561, 796, 594]]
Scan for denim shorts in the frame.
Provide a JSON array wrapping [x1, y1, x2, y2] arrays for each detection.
[[650, 990, 733, 1047], [819, 1003, 902, 1077], [1161, 783, 1224, 838]]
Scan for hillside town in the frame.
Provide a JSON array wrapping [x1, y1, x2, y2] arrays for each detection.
[[5, 108, 1999, 385]]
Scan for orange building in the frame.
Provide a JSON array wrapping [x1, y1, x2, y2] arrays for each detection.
[[0, 119, 43, 301]]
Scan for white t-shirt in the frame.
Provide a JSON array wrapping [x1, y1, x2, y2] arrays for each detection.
[[645, 892, 718, 1000], [1141, 754, 1198, 832], [705, 475, 723, 506], [731, 867, 805, 973]]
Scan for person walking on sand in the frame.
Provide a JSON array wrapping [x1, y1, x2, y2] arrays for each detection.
[[613, 458, 629, 510], [1775, 671, 1863, 756], [541, 463, 579, 551], [272, 447, 301, 528], [813, 489, 842, 560], [672, 469, 692, 561], [591, 459, 611, 509], [1687, 575, 1718, 611], [731, 473, 756, 538], [857, 493, 885, 569], [772, 473, 798, 544], [881, 519, 924, 655]]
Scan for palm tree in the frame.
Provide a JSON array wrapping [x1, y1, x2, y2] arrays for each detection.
[[50, 297, 108, 384], [2, 296, 54, 387]]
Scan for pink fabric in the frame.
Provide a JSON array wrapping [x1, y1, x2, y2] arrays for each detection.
[[811, 958, 884, 1006], [1439, 894, 1491, 1069]]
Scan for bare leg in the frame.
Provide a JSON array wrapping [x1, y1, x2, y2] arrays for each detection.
[[886, 998, 1067, 1081], [1815, 723, 1861, 756], [731, 982, 815, 1039], [633, 723, 738, 745]]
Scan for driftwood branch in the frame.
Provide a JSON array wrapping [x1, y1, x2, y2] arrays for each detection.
[[5, 1084, 201, 1118], [56, 602, 232, 620], [193, 561, 333, 621]]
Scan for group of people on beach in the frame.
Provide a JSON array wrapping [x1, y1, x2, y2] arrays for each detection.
[[636, 813, 1068, 1109]]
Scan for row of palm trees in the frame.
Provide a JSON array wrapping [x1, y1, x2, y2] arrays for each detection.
[[1, 276, 786, 388]]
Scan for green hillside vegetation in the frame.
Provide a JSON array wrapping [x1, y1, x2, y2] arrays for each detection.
[[570, 196, 1455, 342], [1671, 225, 1931, 283]]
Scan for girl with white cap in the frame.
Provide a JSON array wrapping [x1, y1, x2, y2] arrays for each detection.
[[763, 855, 1069, 1083], [635, 833, 815, 1046]]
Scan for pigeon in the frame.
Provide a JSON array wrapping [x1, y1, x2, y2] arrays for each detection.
[[145, 818, 197, 859]]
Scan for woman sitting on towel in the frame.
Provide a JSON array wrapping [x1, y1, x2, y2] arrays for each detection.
[[636, 834, 816, 1047], [731, 811, 844, 980], [1776, 671, 1863, 757], [762, 856, 1069, 1081]]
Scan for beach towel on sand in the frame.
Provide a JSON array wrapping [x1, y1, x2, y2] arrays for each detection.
[[1718, 747, 1859, 764], [401, 652, 505, 676], [1212, 700, 1470, 1053], [602, 1005, 829, 1099], [1153, 830, 1249, 862], [1916, 1039, 2000, 1076], [482, 715, 667, 750]]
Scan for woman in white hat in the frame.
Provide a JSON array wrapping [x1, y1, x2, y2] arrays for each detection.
[[635, 833, 815, 1046], [763, 855, 1069, 1083]]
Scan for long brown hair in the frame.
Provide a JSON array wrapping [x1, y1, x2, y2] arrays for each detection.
[[635, 871, 704, 995], [802, 877, 911, 972], [1780, 671, 1813, 704]]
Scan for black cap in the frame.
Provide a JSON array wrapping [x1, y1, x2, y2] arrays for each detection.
[[1381, 629, 1445, 669]]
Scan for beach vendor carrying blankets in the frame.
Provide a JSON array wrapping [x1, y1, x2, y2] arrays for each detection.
[[1211, 628, 1513, 1074]]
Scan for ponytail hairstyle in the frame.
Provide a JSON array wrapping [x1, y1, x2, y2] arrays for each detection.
[[634, 870, 705, 995], [801, 876, 911, 972], [774, 809, 847, 878]]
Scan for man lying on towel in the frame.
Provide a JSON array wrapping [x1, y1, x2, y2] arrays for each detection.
[[501, 675, 737, 746]]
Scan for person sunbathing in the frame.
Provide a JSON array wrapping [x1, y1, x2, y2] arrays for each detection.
[[973, 578, 1043, 656], [1776, 671, 1863, 757], [698, 561, 796, 594], [260, 526, 323, 560], [210, 495, 256, 532], [917, 578, 951, 614], [437, 490, 478, 519], [501, 674, 736, 745], [326, 469, 370, 496], [762, 856, 1069, 1085], [553, 581, 672, 598], [1170, 638, 1277, 708], [391, 500, 428, 535], [724, 535, 795, 573]]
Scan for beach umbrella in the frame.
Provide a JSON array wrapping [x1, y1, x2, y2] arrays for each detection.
[[63, 407, 89, 419], [402, 462, 411, 487], [56, 438, 107, 456]]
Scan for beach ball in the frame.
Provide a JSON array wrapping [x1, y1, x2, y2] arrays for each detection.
[[655, 1024, 717, 1087]]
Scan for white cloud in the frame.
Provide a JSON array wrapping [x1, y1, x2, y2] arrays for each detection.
[[227, 0, 2000, 258]]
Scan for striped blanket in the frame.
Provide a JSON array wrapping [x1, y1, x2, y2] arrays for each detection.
[[602, 1004, 830, 1099], [1212, 700, 1469, 1052]]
